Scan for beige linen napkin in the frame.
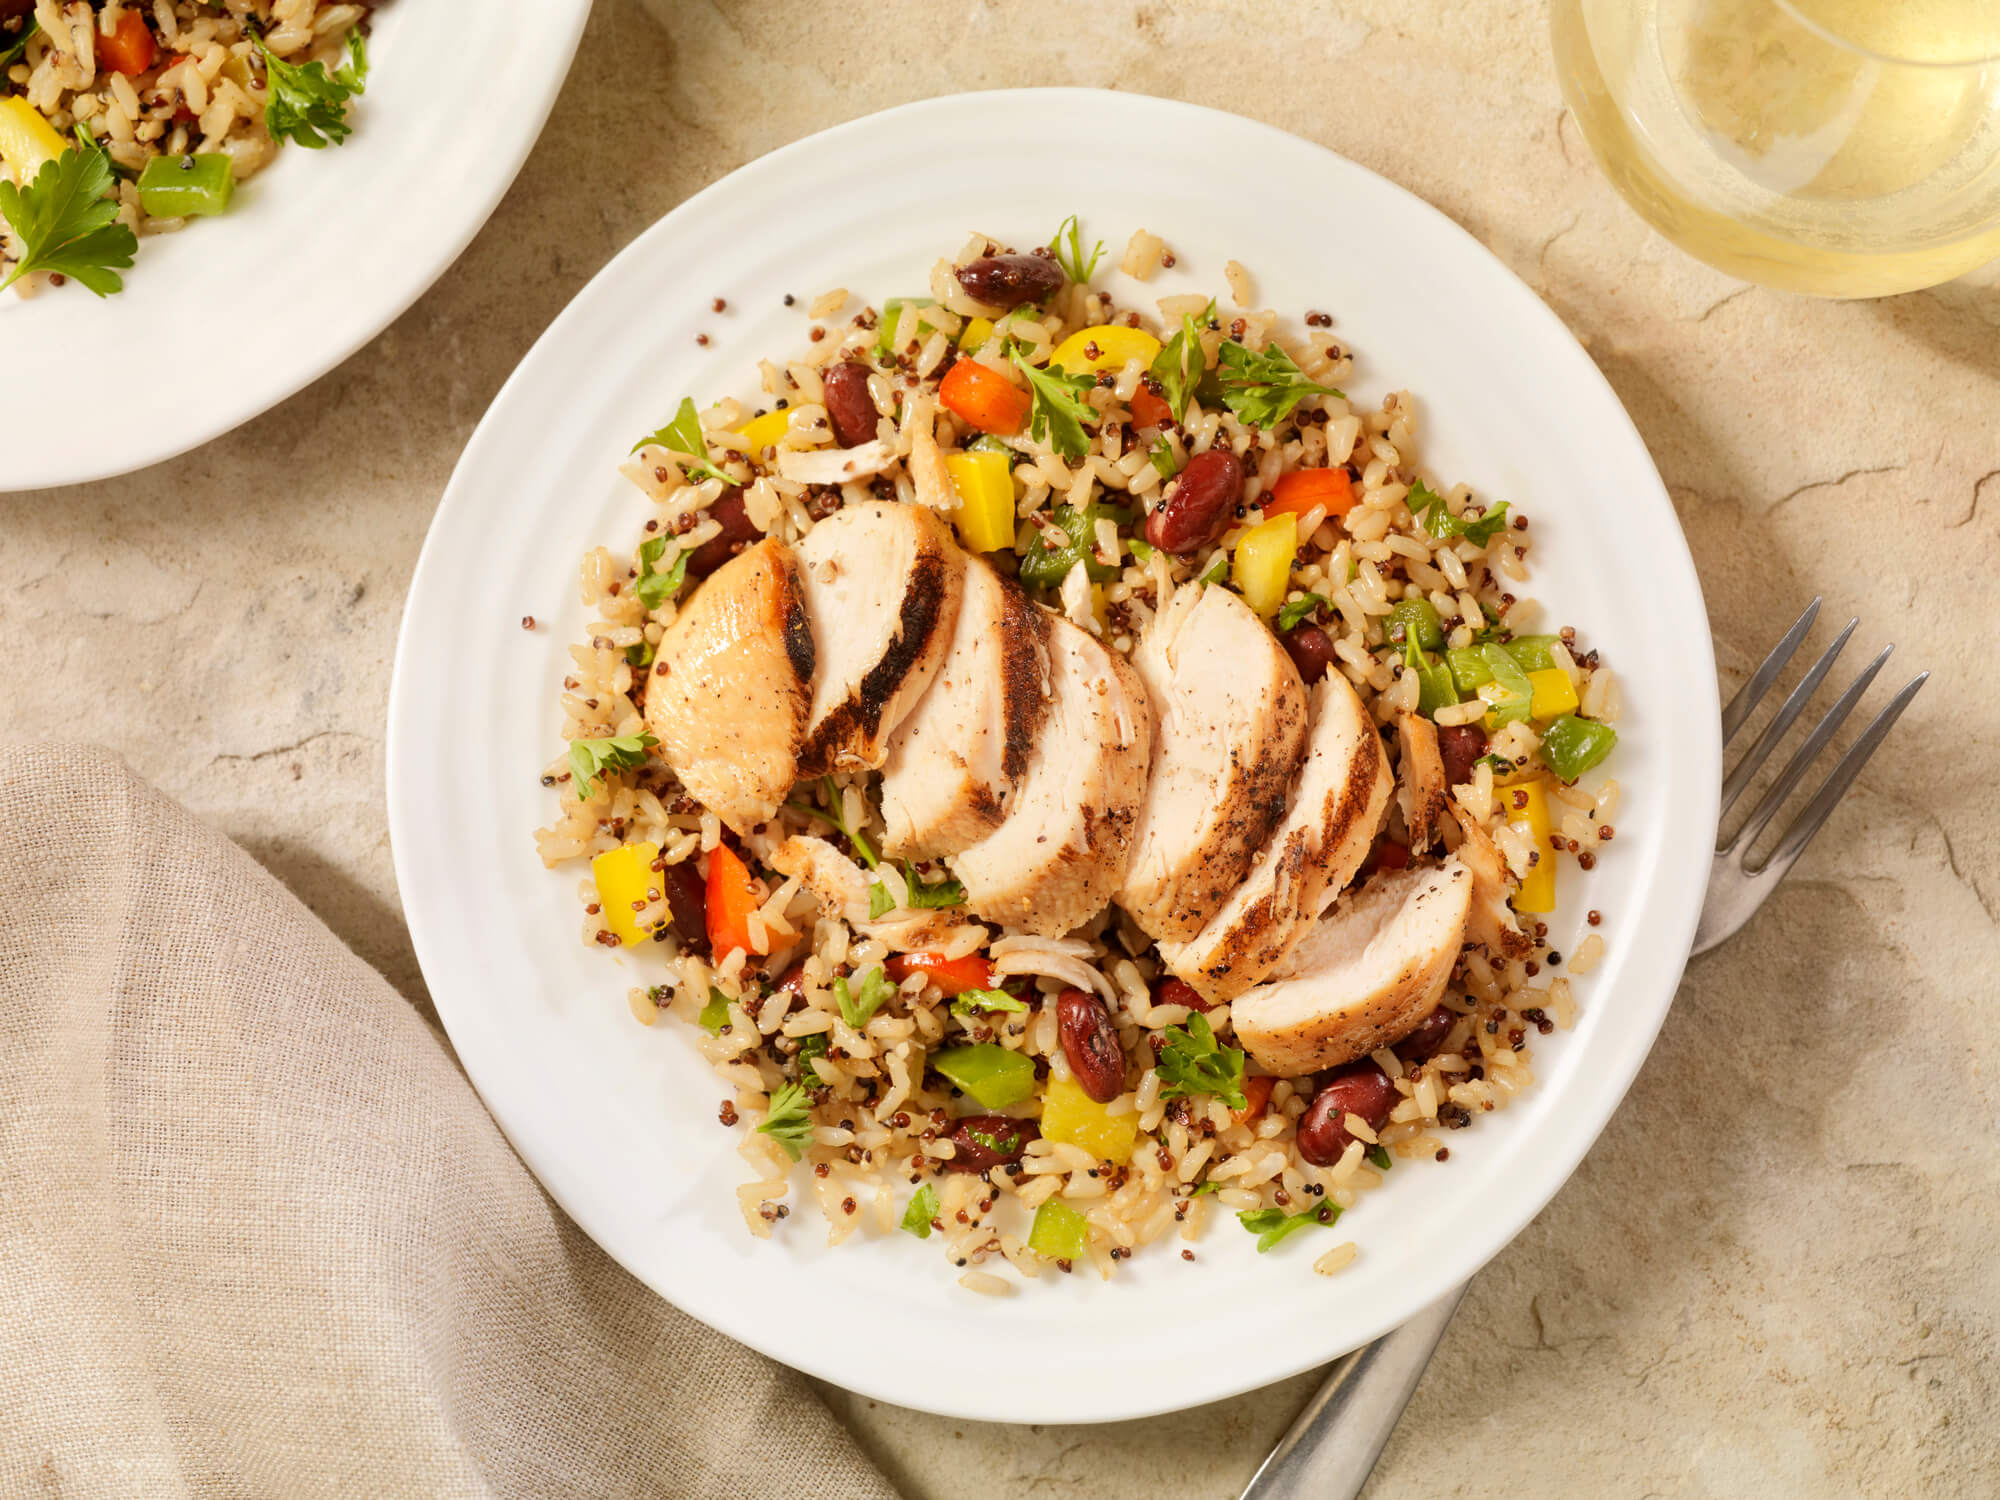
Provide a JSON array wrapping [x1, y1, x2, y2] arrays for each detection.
[[0, 745, 898, 1500]]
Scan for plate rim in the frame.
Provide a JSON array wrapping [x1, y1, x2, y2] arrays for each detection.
[[388, 85, 1722, 1424], [0, 0, 592, 493]]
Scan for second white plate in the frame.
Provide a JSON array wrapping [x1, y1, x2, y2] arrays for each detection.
[[0, 0, 590, 492], [387, 89, 1720, 1425]]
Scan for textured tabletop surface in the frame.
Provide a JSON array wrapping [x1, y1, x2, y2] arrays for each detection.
[[6, 2, 1994, 1495]]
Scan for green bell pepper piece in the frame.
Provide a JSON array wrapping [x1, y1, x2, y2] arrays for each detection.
[[136, 152, 235, 219], [931, 1043, 1036, 1108], [1539, 714, 1618, 782], [1386, 597, 1444, 651], [1402, 628, 1458, 718], [1015, 503, 1119, 589], [1027, 1198, 1090, 1262], [1503, 633, 1562, 671]]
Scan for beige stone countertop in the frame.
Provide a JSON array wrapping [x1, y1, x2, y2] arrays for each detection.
[[6, 2, 1996, 1495]]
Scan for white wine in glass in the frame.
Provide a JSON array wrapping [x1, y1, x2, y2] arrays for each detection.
[[1551, 0, 2000, 296]]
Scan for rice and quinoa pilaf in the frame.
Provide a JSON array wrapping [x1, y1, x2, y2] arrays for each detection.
[[0, 0, 375, 297], [533, 221, 1625, 1291]]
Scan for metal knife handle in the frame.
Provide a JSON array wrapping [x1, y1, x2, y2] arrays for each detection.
[[1236, 1285, 1467, 1500]]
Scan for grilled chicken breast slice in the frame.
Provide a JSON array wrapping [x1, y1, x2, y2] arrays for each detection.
[[1233, 858, 1473, 1075], [1159, 671, 1394, 1004], [878, 558, 1053, 861], [1395, 710, 1450, 854], [1117, 584, 1309, 945], [793, 501, 965, 778], [949, 616, 1151, 936], [1450, 805, 1534, 959], [644, 537, 813, 835]]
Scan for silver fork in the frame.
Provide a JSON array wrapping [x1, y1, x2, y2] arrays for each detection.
[[1239, 599, 1928, 1500]]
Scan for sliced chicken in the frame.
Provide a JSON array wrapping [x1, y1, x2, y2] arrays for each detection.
[[948, 616, 1151, 936], [1395, 711, 1450, 854], [877, 558, 1053, 860], [1233, 858, 1474, 1076], [792, 501, 965, 778], [776, 440, 900, 487], [1449, 806, 1533, 959], [766, 836, 963, 953], [644, 537, 814, 835], [1160, 671, 1394, 1005], [1117, 585, 1309, 945]]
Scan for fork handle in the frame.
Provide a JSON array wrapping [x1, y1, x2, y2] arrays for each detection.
[[1236, 1284, 1467, 1500]]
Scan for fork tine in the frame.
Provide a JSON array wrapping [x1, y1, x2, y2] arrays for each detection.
[[1728, 643, 1892, 854], [1721, 598, 1820, 745], [1756, 671, 1929, 880], [1717, 617, 1856, 824]]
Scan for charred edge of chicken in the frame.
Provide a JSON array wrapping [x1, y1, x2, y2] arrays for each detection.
[[801, 541, 953, 768], [995, 577, 1054, 786]]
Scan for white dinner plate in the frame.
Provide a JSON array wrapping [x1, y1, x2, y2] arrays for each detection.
[[388, 89, 1721, 1425], [0, 0, 590, 492]]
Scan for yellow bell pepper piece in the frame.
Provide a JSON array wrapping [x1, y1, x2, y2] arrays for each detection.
[[1527, 667, 1580, 721], [1504, 780, 1557, 914], [1040, 1076, 1138, 1166], [1231, 514, 1297, 617], [591, 841, 664, 948], [734, 407, 792, 455], [958, 315, 995, 351], [1049, 324, 1162, 375], [945, 449, 1016, 554], [0, 98, 67, 187]]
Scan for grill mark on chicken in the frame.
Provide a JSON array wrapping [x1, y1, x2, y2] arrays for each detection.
[[781, 586, 816, 685], [996, 578, 1053, 785], [800, 541, 954, 773]]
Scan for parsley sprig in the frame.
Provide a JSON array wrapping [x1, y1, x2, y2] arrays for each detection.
[[1047, 213, 1105, 284], [951, 988, 1028, 1017], [1277, 593, 1330, 632], [1238, 1201, 1342, 1252], [1209, 341, 1340, 427], [1146, 301, 1214, 424], [900, 1183, 940, 1239], [1156, 1012, 1247, 1110], [0, 145, 138, 298], [786, 776, 879, 868], [757, 1082, 815, 1161], [834, 965, 897, 1029], [1010, 349, 1100, 462], [697, 987, 733, 1035], [633, 396, 736, 485], [259, 30, 368, 149], [1409, 478, 1510, 546], [634, 534, 690, 610], [567, 731, 658, 799], [786, 777, 963, 917]]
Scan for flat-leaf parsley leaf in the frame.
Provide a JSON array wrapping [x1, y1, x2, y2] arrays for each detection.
[[834, 966, 897, 1029], [1238, 1201, 1341, 1252], [900, 1183, 940, 1238], [259, 30, 368, 150], [634, 534, 690, 610], [757, 1082, 815, 1161], [1011, 349, 1098, 462], [1147, 300, 1214, 424], [1047, 213, 1105, 284], [567, 732, 658, 799], [1277, 593, 1329, 632], [1156, 1012, 1247, 1110], [1209, 340, 1339, 428], [1409, 477, 1510, 546], [951, 987, 1028, 1017], [632, 395, 736, 484], [0, 145, 138, 297]]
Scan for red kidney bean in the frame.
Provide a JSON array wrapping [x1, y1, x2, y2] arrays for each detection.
[[821, 360, 879, 448], [1151, 975, 1212, 1013], [1281, 623, 1337, 685], [1437, 723, 1490, 789], [1395, 1005, 1456, 1062], [685, 488, 761, 578], [954, 253, 1064, 311], [1294, 1064, 1400, 1166], [661, 861, 708, 951], [945, 1115, 1041, 1173], [1056, 988, 1125, 1103], [1144, 448, 1243, 556], [770, 962, 807, 997]]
